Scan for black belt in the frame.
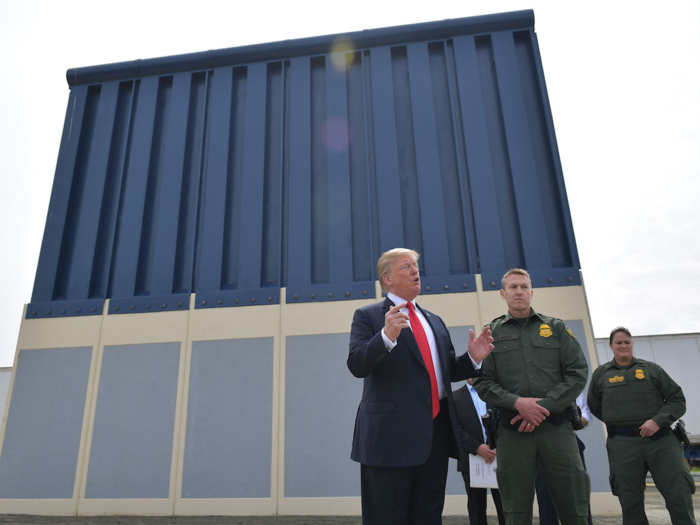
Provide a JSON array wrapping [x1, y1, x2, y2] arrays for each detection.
[[499, 408, 565, 430], [607, 424, 671, 440]]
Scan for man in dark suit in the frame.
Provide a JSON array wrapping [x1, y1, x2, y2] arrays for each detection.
[[347, 248, 494, 525], [453, 379, 506, 525]]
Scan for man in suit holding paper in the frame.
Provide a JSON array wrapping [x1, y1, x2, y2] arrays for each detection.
[[453, 378, 506, 525], [348, 248, 494, 525]]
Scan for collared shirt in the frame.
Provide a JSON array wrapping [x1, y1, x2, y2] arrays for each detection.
[[473, 307, 587, 414], [381, 292, 446, 398], [468, 383, 488, 442]]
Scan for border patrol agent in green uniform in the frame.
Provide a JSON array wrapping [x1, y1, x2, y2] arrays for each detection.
[[588, 326, 696, 525], [473, 268, 590, 525]]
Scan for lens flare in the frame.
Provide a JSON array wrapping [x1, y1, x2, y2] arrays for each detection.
[[330, 38, 355, 71]]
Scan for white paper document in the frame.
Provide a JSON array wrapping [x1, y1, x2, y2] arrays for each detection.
[[469, 455, 498, 488]]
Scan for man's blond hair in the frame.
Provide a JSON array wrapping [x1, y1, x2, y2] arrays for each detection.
[[501, 268, 531, 289], [377, 248, 420, 293]]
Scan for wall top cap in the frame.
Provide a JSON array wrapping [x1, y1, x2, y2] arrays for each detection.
[[66, 9, 534, 87]]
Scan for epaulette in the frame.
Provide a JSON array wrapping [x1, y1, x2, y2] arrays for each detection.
[[490, 314, 506, 324]]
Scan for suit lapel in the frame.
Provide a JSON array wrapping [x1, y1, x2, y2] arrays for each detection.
[[385, 298, 428, 371]]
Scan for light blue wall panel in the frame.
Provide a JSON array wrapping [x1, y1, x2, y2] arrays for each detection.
[[446, 325, 472, 496], [0, 347, 92, 498], [181, 338, 273, 498], [85, 343, 180, 499], [285, 333, 362, 497], [565, 319, 608, 493]]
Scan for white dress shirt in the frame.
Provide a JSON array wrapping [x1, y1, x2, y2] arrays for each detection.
[[468, 382, 488, 442], [381, 292, 480, 399], [576, 392, 592, 428]]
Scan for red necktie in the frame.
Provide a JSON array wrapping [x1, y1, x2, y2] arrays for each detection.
[[407, 302, 440, 418]]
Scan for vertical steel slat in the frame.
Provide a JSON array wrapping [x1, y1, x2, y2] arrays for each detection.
[[369, 47, 403, 254], [286, 57, 312, 287], [31, 87, 88, 302], [529, 31, 580, 269], [492, 31, 551, 270], [66, 82, 120, 300], [110, 77, 160, 298], [406, 42, 450, 277], [237, 63, 267, 290], [276, 63, 287, 288], [150, 73, 193, 296], [451, 35, 506, 276], [360, 52, 378, 277], [442, 41, 479, 274], [325, 53, 353, 284], [197, 67, 234, 293]]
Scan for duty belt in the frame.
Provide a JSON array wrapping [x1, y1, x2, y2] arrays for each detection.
[[606, 424, 671, 440], [500, 408, 565, 430]]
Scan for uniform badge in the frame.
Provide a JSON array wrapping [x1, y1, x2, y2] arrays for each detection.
[[539, 324, 552, 337], [566, 326, 576, 338], [608, 375, 624, 383], [635, 369, 645, 380]]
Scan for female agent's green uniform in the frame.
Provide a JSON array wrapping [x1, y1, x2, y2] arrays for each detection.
[[588, 357, 696, 524]]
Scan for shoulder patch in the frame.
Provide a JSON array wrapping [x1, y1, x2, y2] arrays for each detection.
[[566, 326, 576, 338]]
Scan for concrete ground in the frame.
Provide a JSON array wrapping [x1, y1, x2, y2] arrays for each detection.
[[0, 486, 698, 524]]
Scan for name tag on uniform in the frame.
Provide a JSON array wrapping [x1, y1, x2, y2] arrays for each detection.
[[494, 335, 519, 342], [606, 373, 627, 386]]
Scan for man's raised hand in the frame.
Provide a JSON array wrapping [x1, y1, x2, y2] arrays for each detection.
[[384, 303, 410, 342], [467, 326, 494, 364]]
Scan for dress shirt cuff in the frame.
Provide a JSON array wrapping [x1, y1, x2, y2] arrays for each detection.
[[468, 353, 482, 370], [381, 328, 397, 351]]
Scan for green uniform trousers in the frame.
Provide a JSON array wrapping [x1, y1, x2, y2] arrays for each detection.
[[607, 431, 696, 525], [496, 422, 590, 525]]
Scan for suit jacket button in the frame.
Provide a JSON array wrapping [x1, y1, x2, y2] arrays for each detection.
[[427, 399, 431, 404]]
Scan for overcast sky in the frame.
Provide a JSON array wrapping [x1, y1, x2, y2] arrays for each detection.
[[1, 0, 698, 368]]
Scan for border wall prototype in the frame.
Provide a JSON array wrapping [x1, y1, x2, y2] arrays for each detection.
[[0, 10, 616, 516]]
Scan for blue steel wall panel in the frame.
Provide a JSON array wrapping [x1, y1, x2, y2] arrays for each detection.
[[368, 47, 404, 253], [29, 10, 582, 317], [198, 67, 234, 295], [286, 57, 312, 288], [150, 73, 191, 297], [491, 32, 552, 271], [407, 42, 451, 278]]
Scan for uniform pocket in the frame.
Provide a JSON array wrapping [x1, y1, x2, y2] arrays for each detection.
[[493, 340, 519, 353], [532, 339, 561, 370]]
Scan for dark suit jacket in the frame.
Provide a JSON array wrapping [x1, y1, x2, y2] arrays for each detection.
[[453, 384, 491, 472], [347, 297, 479, 467]]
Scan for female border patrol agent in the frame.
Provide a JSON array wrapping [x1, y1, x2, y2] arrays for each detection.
[[588, 326, 696, 524]]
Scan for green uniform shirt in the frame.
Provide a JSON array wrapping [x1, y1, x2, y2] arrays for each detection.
[[473, 308, 588, 414], [587, 356, 686, 427]]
